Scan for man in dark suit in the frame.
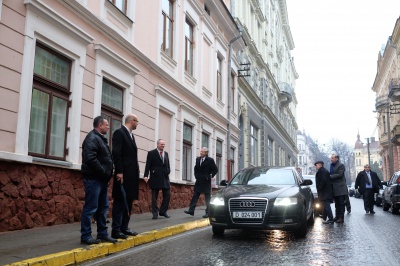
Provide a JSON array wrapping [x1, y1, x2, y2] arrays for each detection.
[[111, 114, 140, 239], [144, 139, 171, 219], [184, 147, 218, 218], [355, 164, 382, 214], [329, 154, 348, 223], [314, 161, 334, 224]]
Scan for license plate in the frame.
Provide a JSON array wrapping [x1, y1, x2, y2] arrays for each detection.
[[232, 211, 262, 219]]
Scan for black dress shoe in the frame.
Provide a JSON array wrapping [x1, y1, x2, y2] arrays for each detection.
[[81, 238, 100, 245], [370, 210, 375, 214], [184, 210, 194, 216], [333, 217, 339, 222], [159, 213, 171, 218], [111, 231, 128, 239], [202, 214, 209, 218], [122, 230, 138, 236], [97, 235, 117, 243], [335, 218, 344, 223], [152, 215, 158, 219]]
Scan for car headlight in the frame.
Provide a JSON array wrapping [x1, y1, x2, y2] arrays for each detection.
[[274, 197, 298, 206], [210, 197, 225, 206]]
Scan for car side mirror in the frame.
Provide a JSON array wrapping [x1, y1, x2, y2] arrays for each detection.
[[301, 179, 312, 186], [219, 180, 228, 186], [381, 181, 387, 186]]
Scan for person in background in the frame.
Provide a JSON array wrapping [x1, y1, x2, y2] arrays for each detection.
[[144, 139, 171, 219], [355, 164, 382, 214], [184, 147, 218, 218], [314, 161, 334, 224], [80, 116, 116, 244]]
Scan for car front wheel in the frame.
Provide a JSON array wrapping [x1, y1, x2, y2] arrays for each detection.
[[383, 202, 390, 211], [212, 226, 225, 235], [294, 210, 308, 238]]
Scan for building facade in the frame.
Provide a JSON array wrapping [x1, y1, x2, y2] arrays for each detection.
[[296, 130, 315, 175], [233, 0, 299, 169], [0, 0, 246, 231], [372, 17, 400, 181]]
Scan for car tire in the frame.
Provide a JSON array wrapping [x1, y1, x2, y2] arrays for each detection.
[[212, 226, 225, 235], [294, 210, 308, 238], [383, 202, 390, 211], [307, 210, 315, 226]]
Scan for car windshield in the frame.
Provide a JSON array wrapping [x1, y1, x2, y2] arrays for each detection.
[[230, 168, 296, 185]]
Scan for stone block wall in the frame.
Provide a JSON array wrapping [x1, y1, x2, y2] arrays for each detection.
[[0, 161, 203, 232]]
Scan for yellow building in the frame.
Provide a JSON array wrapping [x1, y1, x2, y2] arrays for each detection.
[[354, 133, 382, 178]]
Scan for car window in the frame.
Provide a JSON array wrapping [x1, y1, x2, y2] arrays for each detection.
[[230, 170, 248, 185], [247, 168, 296, 185]]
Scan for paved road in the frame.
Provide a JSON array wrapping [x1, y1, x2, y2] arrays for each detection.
[[83, 197, 400, 266]]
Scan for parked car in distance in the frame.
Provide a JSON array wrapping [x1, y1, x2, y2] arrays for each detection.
[[348, 186, 355, 197], [209, 166, 314, 238], [303, 175, 323, 215], [374, 183, 386, 207], [382, 171, 400, 214]]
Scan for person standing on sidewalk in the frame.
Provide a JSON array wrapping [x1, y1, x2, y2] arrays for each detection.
[[111, 114, 140, 239], [355, 164, 382, 214], [314, 161, 334, 224], [330, 154, 348, 223], [144, 139, 171, 219], [80, 116, 116, 244], [184, 147, 218, 218]]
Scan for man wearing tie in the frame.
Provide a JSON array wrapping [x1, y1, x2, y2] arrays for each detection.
[[144, 139, 171, 219], [184, 147, 218, 218], [111, 114, 140, 239], [355, 164, 382, 214]]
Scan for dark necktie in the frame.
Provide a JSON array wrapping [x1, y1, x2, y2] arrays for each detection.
[[200, 158, 204, 165], [160, 151, 163, 162], [366, 172, 371, 185]]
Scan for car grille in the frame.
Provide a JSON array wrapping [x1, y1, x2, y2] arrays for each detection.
[[229, 198, 268, 224]]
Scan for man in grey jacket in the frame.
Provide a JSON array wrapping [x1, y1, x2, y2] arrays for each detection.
[[329, 154, 348, 223]]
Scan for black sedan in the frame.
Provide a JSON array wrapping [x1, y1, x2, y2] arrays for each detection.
[[209, 167, 314, 238]]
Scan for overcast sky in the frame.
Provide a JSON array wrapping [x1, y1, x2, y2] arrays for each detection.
[[286, 0, 400, 147]]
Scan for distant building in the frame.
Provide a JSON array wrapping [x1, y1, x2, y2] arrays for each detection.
[[296, 131, 315, 175]]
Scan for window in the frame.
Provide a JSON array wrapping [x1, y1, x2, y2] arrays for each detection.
[[161, 0, 174, 57], [28, 44, 71, 160], [217, 56, 222, 100], [201, 132, 209, 149], [101, 79, 123, 147], [298, 156, 303, 165], [108, 0, 127, 14], [230, 72, 235, 111], [250, 124, 258, 165], [182, 123, 192, 181], [216, 140, 223, 184], [383, 116, 386, 133], [268, 138, 274, 166], [184, 18, 194, 75]]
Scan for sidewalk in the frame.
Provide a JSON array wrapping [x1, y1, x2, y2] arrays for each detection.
[[0, 207, 210, 265]]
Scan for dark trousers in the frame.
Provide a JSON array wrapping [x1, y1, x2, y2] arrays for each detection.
[[112, 196, 133, 233], [363, 188, 375, 212], [323, 199, 334, 221], [334, 195, 345, 219], [345, 194, 351, 211], [151, 188, 171, 216], [189, 191, 211, 214]]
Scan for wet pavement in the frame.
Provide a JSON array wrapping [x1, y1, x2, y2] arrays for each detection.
[[83, 197, 400, 266]]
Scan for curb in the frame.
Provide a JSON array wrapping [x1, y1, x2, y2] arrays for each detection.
[[6, 219, 210, 266]]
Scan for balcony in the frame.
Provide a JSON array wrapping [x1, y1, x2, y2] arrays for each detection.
[[278, 82, 293, 105], [388, 78, 400, 102], [375, 95, 389, 110]]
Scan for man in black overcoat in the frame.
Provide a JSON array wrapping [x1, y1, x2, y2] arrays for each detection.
[[329, 154, 348, 223], [315, 161, 334, 224], [355, 164, 382, 214], [111, 114, 140, 239], [144, 139, 171, 219], [184, 147, 218, 218]]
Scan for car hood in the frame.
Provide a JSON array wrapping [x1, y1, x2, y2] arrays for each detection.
[[217, 184, 299, 199]]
